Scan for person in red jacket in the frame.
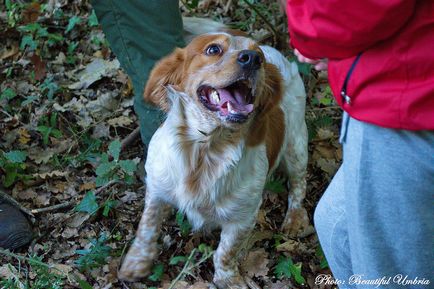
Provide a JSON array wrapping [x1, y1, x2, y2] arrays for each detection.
[[286, 0, 434, 287]]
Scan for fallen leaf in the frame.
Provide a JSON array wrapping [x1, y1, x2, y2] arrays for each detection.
[[18, 127, 31, 144], [68, 58, 120, 90], [241, 248, 269, 278], [107, 115, 133, 127], [79, 182, 96, 192], [33, 170, 68, 179], [30, 53, 47, 81]]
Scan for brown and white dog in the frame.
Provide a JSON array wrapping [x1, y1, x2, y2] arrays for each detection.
[[118, 31, 309, 288]]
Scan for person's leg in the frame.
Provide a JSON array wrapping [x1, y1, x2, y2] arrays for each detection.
[[343, 117, 434, 288], [91, 0, 184, 145], [314, 167, 356, 288]]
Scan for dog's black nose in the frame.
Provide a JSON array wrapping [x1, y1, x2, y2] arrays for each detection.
[[237, 50, 262, 70]]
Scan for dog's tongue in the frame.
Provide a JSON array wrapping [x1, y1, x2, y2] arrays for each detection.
[[216, 88, 253, 115]]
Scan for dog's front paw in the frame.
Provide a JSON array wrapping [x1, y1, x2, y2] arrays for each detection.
[[281, 207, 314, 238], [118, 256, 153, 282], [213, 274, 248, 289]]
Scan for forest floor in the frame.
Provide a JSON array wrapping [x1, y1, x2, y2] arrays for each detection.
[[0, 1, 342, 288]]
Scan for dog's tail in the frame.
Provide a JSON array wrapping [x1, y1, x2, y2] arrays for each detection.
[[182, 17, 247, 43]]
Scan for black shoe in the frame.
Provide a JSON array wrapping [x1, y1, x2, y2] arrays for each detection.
[[0, 199, 33, 250]]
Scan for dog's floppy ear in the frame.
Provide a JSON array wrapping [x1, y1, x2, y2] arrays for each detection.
[[144, 48, 185, 112], [257, 62, 283, 115]]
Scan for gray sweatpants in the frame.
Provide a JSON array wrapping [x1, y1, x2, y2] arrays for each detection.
[[314, 113, 434, 289]]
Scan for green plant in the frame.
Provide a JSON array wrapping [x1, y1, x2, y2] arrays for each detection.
[[75, 191, 99, 215], [0, 150, 30, 187], [274, 255, 306, 285], [37, 112, 63, 145], [168, 244, 214, 289], [75, 233, 112, 272], [4, 0, 23, 28], [0, 252, 66, 289], [65, 16, 81, 33], [88, 10, 99, 27], [18, 22, 64, 53], [95, 139, 137, 187], [265, 175, 286, 193], [148, 263, 165, 282], [175, 211, 192, 237], [0, 88, 17, 101], [39, 76, 60, 100], [66, 41, 79, 64], [316, 245, 329, 269]]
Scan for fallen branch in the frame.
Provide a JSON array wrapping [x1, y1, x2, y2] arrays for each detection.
[[242, 0, 278, 45], [0, 189, 34, 218], [245, 276, 261, 289], [121, 127, 140, 151], [30, 180, 118, 214], [30, 200, 75, 214]]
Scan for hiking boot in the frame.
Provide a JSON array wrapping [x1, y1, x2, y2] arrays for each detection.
[[0, 199, 33, 250]]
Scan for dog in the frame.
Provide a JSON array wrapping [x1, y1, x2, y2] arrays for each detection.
[[118, 30, 309, 288]]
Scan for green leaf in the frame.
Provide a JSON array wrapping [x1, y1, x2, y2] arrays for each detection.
[[108, 140, 121, 161], [148, 264, 164, 282], [291, 262, 306, 285], [95, 162, 114, 176], [3, 169, 18, 187], [75, 191, 99, 215], [274, 256, 293, 279], [316, 245, 329, 269], [20, 34, 37, 51], [88, 10, 99, 27], [274, 256, 306, 285], [4, 150, 27, 163], [76, 278, 93, 289], [198, 243, 211, 254], [102, 199, 117, 217], [75, 234, 111, 271], [265, 178, 286, 193], [40, 77, 59, 100], [21, 95, 39, 106], [67, 41, 79, 55], [51, 128, 63, 139], [175, 211, 191, 236], [66, 16, 81, 33], [95, 175, 110, 187], [1, 88, 17, 101], [119, 160, 136, 174], [37, 125, 51, 145], [169, 255, 187, 265], [295, 61, 312, 76]]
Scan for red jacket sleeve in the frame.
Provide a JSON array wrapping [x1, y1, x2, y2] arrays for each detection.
[[286, 0, 416, 59]]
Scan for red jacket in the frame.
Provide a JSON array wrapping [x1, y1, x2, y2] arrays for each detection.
[[286, 0, 434, 130]]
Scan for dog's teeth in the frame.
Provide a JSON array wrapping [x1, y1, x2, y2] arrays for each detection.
[[228, 102, 236, 114], [210, 89, 220, 103]]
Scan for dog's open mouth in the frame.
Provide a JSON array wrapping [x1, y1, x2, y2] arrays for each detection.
[[198, 79, 254, 122]]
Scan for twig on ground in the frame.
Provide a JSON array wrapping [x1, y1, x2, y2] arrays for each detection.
[[30, 179, 118, 214], [0, 189, 34, 218], [241, 0, 278, 45], [121, 127, 140, 152], [245, 276, 261, 289], [30, 200, 75, 214], [168, 248, 214, 289]]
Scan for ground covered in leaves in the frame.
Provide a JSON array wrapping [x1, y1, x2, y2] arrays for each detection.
[[0, 1, 342, 288]]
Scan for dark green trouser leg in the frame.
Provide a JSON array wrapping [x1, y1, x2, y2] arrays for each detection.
[[91, 0, 184, 146]]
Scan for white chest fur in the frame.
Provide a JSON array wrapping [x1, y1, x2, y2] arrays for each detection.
[[145, 101, 268, 230]]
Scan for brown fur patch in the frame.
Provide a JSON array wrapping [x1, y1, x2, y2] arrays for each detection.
[[246, 63, 284, 170], [144, 48, 186, 111]]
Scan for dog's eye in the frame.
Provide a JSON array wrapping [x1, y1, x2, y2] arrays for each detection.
[[205, 44, 222, 56]]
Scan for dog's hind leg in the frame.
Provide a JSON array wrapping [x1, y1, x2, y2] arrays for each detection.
[[118, 196, 171, 281], [280, 122, 314, 237]]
